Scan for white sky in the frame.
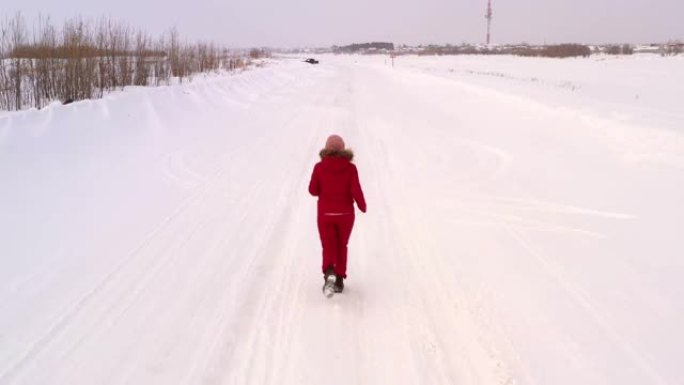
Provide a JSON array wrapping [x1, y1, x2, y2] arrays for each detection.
[[2, 0, 682, 47]]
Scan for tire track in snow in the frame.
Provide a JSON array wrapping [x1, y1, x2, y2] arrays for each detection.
[[350, 63, 517, 385], [211, 86, 342, 385], [206, 67, 373, 385], [0, 134, 255, 383], [0, 66, 315, 383], [0, 187, 208, 383], [368, 125, 515, 385], [505, 226, 671, 385], [102, 86, 316, 383], [444, 194, 636, 239], [161, 149, 209, 190]]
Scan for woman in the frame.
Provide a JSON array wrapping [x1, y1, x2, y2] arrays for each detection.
[[308, 134, 366, 295]]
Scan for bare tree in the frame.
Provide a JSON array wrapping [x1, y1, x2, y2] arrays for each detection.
[[34, 16, 58, 107], [168, 27, 183, 80], [133, 30, 150, 86], [153, 35, 169, 86], [10, 13, 27, 110], [0, 17, 10, 109], [117, 23, 132, 88]]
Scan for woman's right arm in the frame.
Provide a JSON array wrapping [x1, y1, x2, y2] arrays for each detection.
[[351, 165, 366, 213], [308, 164, 320, 196]]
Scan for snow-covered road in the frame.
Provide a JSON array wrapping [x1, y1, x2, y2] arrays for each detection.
[[1, 55, 683, 384]]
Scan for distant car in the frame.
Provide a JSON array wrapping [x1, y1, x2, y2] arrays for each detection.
[[304, 58, 319, 64]]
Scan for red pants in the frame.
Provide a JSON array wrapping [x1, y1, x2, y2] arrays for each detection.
[[317, 213, 355, 278]]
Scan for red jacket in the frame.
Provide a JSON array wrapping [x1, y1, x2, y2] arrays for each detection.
[[309, 155, 366, 215]]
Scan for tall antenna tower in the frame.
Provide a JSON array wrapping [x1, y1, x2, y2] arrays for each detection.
[[485, 0, 493, 45]]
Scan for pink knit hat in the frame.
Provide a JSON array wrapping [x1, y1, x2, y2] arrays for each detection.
[[325, 134, 345, 151]]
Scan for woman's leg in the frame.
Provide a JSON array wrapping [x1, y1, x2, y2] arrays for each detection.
[[334, 214, 355, 278], [317, 215, 338, 275]]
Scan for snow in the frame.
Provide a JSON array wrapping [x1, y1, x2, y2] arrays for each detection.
[[1, 53, 683, 384]]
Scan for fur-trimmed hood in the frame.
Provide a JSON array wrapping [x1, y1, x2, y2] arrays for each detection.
[[319, 148, 354, 161]]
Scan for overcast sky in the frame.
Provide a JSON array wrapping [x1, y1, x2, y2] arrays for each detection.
[[3, 0, 683, 47]]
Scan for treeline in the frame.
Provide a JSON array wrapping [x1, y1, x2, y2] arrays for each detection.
[[663, 42, 684, 55], [333, 42, 394, 54], [396, 43, 684, 58], [414, 45, 489, 56], [402, 44, 593, 58], [511, 44, 592, 58], [605, 44, 634, 55], [0, 14, 269, 111]]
